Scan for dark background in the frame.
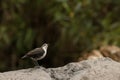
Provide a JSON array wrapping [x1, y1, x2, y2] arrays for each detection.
[[0, 0, 120, 72]]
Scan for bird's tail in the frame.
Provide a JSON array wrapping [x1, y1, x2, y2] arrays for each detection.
[[21, 55, 28, 59]]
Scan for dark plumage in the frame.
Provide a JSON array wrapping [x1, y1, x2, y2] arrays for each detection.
[[22, 48, 45, 60], [21, 43, 48, 66]]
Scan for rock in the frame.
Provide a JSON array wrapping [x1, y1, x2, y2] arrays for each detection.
[[78, 45, 120, 62], [78, 50, 104, 61], [100, 45, 120, 62], [1, 58, 120, 80], [0, 67, 52, 80]]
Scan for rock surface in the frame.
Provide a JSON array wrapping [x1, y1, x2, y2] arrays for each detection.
[[0, 58, 120, 80]]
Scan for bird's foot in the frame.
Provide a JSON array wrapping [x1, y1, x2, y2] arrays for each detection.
[[34, 66, 40, 68], [34, 65, 45, 70]]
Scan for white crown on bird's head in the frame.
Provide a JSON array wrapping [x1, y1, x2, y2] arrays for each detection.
[[42, 43, 49, 49]]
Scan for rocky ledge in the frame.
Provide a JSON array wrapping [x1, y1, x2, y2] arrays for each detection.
[[0, 58, 120, 80]]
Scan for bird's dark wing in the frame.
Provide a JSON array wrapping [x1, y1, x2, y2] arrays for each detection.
[[26, 48, 45, 58]]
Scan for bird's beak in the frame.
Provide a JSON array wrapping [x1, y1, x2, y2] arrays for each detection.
[[47, 43, 49, 46]]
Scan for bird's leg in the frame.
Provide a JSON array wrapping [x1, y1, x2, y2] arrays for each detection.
[[33, 60, 40, 68], [33, 60, 39, 66], [31, 58, 40, 68]]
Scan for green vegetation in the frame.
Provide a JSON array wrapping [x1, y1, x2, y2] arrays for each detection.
[[0, 0, 120, 71]]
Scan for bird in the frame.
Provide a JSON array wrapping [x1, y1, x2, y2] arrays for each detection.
[[22, 43, 48, 66]]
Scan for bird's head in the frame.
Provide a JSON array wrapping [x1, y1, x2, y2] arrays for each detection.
[[42, 43, 49, 50]]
